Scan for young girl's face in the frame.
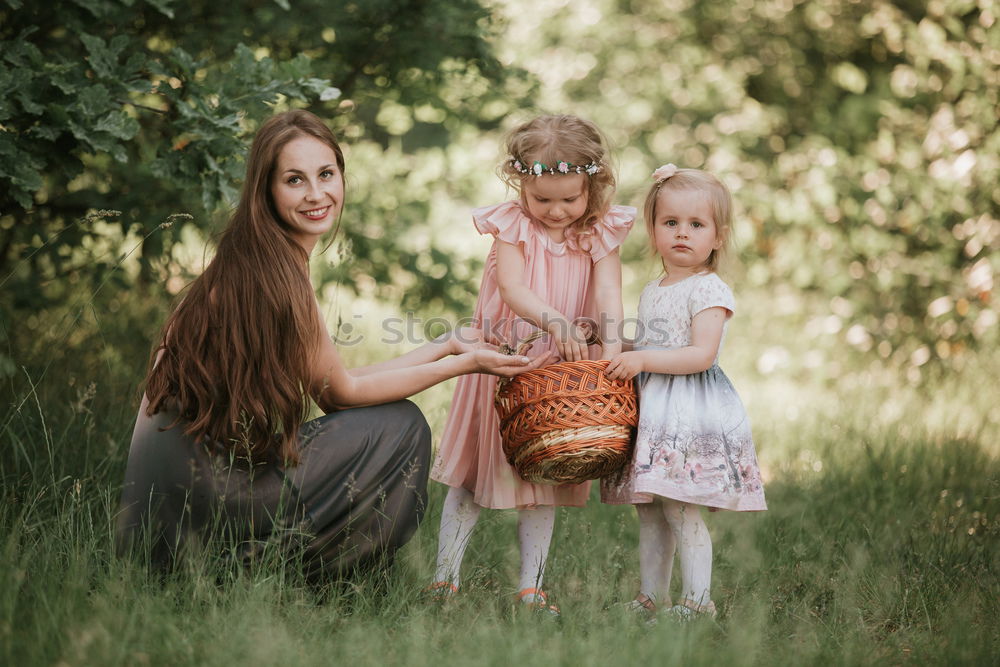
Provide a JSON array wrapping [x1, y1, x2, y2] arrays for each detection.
[[521, 174, 589, 243], [652, 187, 722, 274]]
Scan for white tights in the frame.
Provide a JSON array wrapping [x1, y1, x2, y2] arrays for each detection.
[[434, 485, 555, 591], [636, 497, 712, 607]]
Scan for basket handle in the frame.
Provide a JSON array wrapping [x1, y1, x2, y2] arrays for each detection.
[[499, 318, 602, 357], [495, 320, 601, 397], [499, 330, 547, 357]]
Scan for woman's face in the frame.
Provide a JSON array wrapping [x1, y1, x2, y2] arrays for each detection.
[[270, 135, 345, 253]]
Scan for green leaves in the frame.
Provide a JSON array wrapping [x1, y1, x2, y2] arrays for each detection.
[[0, 132, 43, 208], [0, 1, 324, 321], [143, 0, 175, 18], [79, 33, 129, 78], [0, 0, 517, 330]]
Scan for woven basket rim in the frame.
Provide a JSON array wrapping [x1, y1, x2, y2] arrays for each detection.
[[508, 358, 612, 375], [496, 359, 633, 421], [498, 385, 636, 411]]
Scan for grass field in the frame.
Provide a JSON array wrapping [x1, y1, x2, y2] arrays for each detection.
[[2, 292, 998, 666]]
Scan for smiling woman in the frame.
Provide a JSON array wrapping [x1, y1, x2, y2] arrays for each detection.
[[116, 110, 547, 581], [270, 135, 345, 252]]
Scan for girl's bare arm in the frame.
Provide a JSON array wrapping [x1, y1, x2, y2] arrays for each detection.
[[604, 307, 728, 380], [590, 249, 624, 359], [495, 240, 589, 361]]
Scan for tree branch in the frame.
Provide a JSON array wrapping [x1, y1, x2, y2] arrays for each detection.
[[118, 99, 168, 114]]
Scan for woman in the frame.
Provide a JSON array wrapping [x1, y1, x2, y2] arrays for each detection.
[[116, 110, 548, 580]]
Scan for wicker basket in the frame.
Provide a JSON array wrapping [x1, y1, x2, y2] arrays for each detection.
[[494, 344, 638, 485]]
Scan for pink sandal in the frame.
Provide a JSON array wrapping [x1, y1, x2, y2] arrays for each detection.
[[422, 581, 458, 602], [517, 587, 561, 617]]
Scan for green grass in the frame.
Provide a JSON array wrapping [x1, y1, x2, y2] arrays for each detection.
[[2, 299, 998, 665]]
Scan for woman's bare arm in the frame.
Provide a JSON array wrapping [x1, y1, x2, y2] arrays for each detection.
[[346, 327, 486, 377], [309, 314, 551, 412]]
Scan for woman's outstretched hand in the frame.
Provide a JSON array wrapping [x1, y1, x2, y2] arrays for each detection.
[[470, 347, 554, 377], [440, 326, 493, 356], [435, 326, 552, 376]]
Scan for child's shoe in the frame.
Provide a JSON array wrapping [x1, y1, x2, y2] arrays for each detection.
[[422, 581, 458, 602], [517, 587, 561, 618], [623, 592, 662, 624], [665, 598, 717, 622]]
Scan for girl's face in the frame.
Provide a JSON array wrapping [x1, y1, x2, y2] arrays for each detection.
[[270, 135, 345, 253], [652, 187, 722, 276], [521, 174, 589, 243]]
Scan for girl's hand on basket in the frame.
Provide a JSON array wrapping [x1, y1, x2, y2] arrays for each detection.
[[471, 348, 554, 377], [547, 319, 590, 363], [605, 351, 644, 381]]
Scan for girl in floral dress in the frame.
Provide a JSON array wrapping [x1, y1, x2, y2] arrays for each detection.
[[428, 115, 635, 614], [602, 164, 766, 620]]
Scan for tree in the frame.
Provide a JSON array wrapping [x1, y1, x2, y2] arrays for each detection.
[[0, 0, 525, 326]]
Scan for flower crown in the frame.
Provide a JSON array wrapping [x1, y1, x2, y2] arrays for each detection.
[[509, 158, 602, 176]]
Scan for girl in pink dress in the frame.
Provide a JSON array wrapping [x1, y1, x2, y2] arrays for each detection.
[[427, 115, 635, 613], [602, 165, 766, 621]]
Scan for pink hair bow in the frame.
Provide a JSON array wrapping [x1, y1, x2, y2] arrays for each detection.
[[651, 163, 678, 181]]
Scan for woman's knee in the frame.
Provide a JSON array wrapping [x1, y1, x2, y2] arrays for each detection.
[[382, 400, 431, 470], [308, 400, 429, 458], [374, 400, 430, 448], [381, 398, 428, 426]]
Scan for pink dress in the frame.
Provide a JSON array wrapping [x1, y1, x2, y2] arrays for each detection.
[[430, 200, 636, 509]]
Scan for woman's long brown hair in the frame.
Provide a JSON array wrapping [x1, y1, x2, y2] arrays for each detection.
[[144, 110, 345, 464]]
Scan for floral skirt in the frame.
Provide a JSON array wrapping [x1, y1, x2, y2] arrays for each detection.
[[601, 366, 766, 511]]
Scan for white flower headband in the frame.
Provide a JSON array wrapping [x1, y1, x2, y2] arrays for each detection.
[[651, 163, 678, 182], [509, 158, 602, 176]]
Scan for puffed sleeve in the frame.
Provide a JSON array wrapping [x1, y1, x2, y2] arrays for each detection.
[[472, 201, 534, 247], [588, 205, 637, 262], [688, 273, 735, 319]]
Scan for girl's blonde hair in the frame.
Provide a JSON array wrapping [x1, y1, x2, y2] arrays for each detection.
[[643, 168, 732, 272], [499, 115, 616, 249]]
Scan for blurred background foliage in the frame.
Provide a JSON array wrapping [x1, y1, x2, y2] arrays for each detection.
[[1, 0, 997, 389], [494, 0, 998, 381]]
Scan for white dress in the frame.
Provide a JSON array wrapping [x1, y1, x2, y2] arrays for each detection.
[[601, 273, 766, 511]]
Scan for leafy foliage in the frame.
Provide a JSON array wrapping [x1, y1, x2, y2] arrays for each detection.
[[0, 0, 533, 388], [1, 2, 319, 312], [0, 0, 521, 328], [2, 0, 997, 379]]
